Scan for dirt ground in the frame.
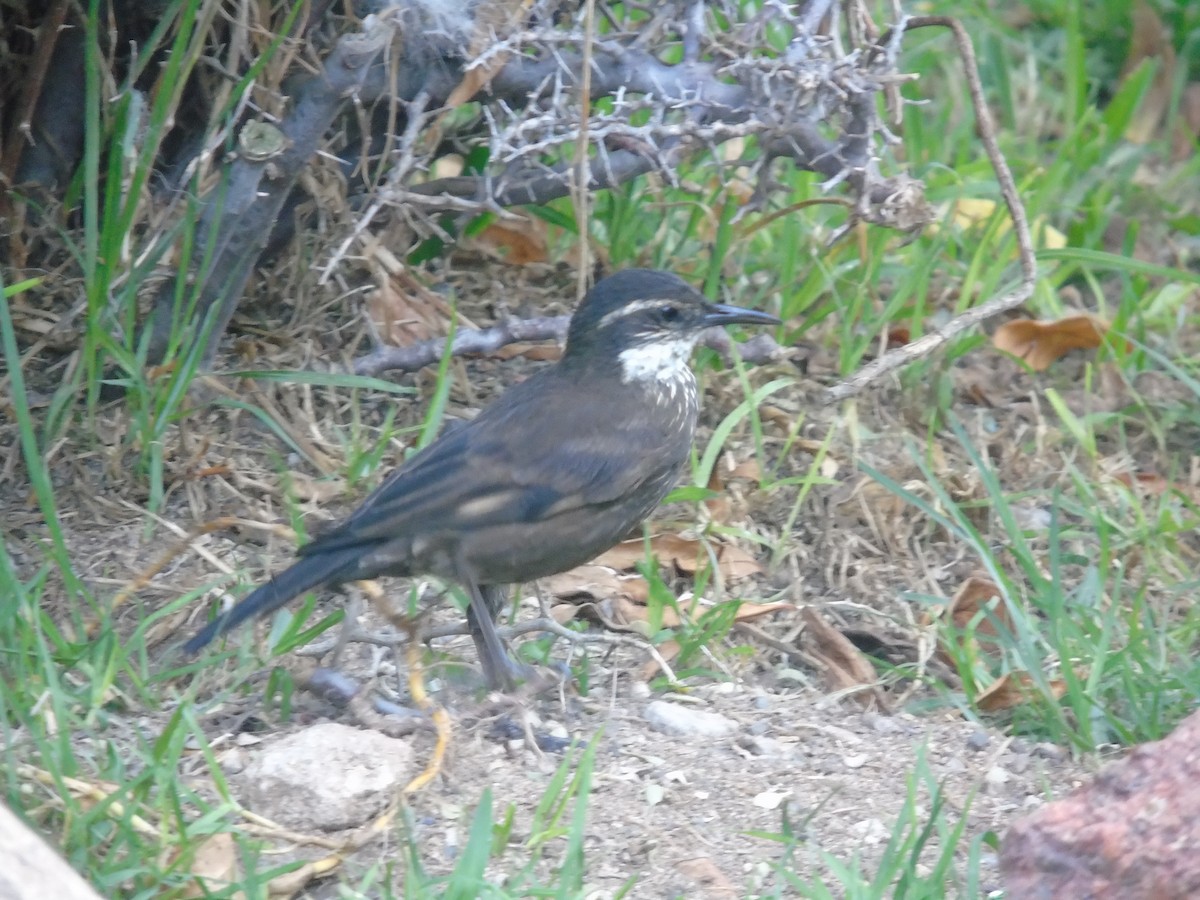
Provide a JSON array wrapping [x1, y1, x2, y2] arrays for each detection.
[[3, 260, 1126, 896]]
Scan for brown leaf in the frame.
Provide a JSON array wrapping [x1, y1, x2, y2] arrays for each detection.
[[1120, 1, 1176, 145], [592, 533, 762, 580], [801, 608, 882, 705], [182, 833, 240, 898], [931, 576, 1013, 671], [472, 215, 549, 265], [732, 601, 796, 622], [992, 315, 1108, 371], [674, 856, 737, 897], [715, 543, 763, 579], [541, 564, 650, 605], [366, 271, 457, 346], [704, 467, 731, 524], [727, 457, 764, 482], [976, 671, 1068, 713], [493, 341, 562, 362], [946, 576, 1010, 639]]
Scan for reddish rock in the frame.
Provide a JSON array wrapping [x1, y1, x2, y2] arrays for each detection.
[[1001, 709, 1200, 899]]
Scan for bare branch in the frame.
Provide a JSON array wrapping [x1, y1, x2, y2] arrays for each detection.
[[353, 316, 783, 377], [824, 15, 1037, 404]]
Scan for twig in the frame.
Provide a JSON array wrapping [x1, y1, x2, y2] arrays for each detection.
[[572, 0, 597, 301], [352, 315, 783, 376], [824, 15, 1037, 404]]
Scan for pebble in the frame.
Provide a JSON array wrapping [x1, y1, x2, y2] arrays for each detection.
[[1033, 741, 1067, 763], [737, 735, 793, 758], [643, 700, 738, 738], [863, 712, 905, 735], [752, 790, 789, 810], [218, 747, 249, 775], [966, 730, 991, 752], [985, 766, 1011, 788], [747, 720, 770, 736]]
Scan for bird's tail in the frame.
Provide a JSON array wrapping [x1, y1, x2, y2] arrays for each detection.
[[183, 548, 361, 654]]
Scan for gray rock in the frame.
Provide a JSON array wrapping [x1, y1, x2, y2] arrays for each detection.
[[966, 730, 991, 752], [643, 701, 737, 738], [1002, 709, 1200, 898], [240, 722, 414, 830]]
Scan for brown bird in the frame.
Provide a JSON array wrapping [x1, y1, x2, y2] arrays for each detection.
[[186, 269, 779, 688]]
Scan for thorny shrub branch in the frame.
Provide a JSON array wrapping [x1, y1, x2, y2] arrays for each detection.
[[824, 16, 1038, 403]]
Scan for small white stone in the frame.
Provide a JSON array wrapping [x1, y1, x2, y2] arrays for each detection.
[[752, 790, 789, 810], [643, 700, 738, 738]]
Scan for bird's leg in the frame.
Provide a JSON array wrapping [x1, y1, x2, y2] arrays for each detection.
[[465, 583, 540, 691]]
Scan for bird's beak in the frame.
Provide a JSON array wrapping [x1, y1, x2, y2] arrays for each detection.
[[703, 302, 781, 328]]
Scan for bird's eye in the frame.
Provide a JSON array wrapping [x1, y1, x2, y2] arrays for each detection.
[[657, 305, 681, 323]]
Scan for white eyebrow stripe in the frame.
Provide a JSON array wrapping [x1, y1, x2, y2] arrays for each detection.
[[597, 298, 683, 329]]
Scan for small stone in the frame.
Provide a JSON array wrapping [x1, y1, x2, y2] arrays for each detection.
[[843, 753, 869, 769], [850, 817, 888, 845], [1009, 738, 1032, 756], [753, 695, 771, 711], [1033, 741, 1067, 763], [736, 735, 793, 759], [966, 730, 991, 752], [747, 720, 770, 736], [863, 712, 904, 735], [645, 783, 666, 806], [941, 756, 967, 776], [643, 701, 737, 738], [752, 790, 789, 810], [630, 681, 652, 700], [1009, 753, 1031, 775], [985, 766, 1011, 788], [240, 723, 413, 831], [776, 667, 809, 684], [218, 747, 249, 775]]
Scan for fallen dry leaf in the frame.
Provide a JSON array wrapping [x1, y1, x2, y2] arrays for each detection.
[[727, 457, 763, 482], [471, 214, 549, 265], [674, 855, 737, 897], [801, 607, 885, 708], [592, 533, 762, 580], [704, 467, 731, 525], [181, 833, 240, 898], [929, 576, 1016, 677], [365, 269, 459, 347], [946, 576, 1010, 640], [976, 670, 1069, 713], [992, 315, 1108, 371], [542, 563, 650, 605], [492, 341, 562, 362], [1119, 1, 1176, 145]]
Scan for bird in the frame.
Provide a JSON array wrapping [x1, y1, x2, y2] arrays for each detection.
[[185, 268, 780, 689]]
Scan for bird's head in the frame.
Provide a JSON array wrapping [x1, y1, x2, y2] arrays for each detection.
[[564, 269, 780, 383]]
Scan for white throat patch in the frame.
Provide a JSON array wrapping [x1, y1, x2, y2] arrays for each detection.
[[617, 335, 699, 384]]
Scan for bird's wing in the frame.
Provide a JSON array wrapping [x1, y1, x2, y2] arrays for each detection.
[[299, 370, 685, 555]]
